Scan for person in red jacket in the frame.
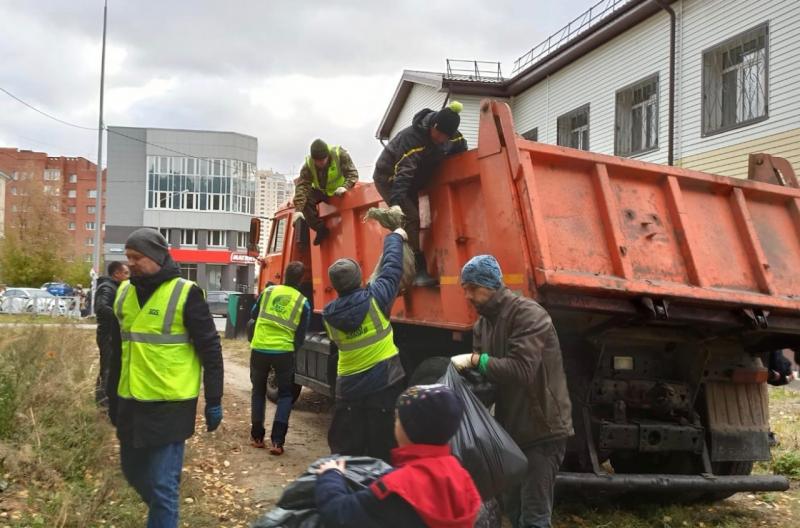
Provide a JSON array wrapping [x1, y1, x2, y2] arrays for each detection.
[[315, 384, 481, 528]]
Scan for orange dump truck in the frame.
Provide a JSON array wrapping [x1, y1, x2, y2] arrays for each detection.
[[254, 100, 796, 497]]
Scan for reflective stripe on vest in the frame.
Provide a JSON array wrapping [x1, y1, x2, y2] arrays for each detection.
[[306, 146, 344, 196], [325, 298, 397, 376], [250, 284, 306, 352], [113, 277, 201, 402]]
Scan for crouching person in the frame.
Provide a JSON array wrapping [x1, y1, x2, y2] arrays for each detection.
[[315, 384, 481, 528]]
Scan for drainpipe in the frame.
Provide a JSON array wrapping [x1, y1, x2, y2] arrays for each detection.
[[654, 0, 676, 166]]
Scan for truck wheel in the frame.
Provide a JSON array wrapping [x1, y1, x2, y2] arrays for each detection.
[[266, 368, 302, 404], [700, 461, 754, 501]]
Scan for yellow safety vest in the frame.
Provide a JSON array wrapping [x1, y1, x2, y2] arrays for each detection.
[[113, 277, 201, 401], [305, 146, 344, 196], [324, 298, 398, 376], [251, 284, 306, 352]]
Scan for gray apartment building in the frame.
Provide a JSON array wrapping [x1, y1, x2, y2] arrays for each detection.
[[105, 126, 258, 292]]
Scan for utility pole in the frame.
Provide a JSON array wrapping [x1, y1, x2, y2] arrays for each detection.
[[90, 0, 108, 316]]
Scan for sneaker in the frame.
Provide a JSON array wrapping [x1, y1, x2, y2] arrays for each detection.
[[251, 437, 265, 449], [269, 443, 285, 456]]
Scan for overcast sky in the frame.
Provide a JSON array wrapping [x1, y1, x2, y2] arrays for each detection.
[[0, 0, 598, 179]]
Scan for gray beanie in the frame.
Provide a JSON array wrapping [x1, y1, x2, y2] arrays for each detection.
[[328, 258, 362, 294], [125, 228, 169, 266]]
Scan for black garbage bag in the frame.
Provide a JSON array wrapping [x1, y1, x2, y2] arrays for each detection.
[[251, 456, 392, 528], [441, 364, 528, 500]]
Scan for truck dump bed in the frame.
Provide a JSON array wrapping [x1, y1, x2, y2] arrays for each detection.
[[304, 100, 800, 330]]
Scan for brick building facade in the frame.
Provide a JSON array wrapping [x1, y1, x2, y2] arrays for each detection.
[[0, 148, 106, 261]]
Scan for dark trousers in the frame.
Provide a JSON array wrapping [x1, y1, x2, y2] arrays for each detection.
[[95, 336, 112, 407], [327, 381, 404, 463], [250, 351, 295, 444], [302, 189, 329, 232], [503, 438, 566, 528], [374, 173, 421, 253], [120, 440, 185, 528]]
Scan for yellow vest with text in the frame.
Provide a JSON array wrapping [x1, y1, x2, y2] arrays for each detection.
[[305, 146, 344, 196], [113, 277, 201, 401], [324, 298, 398, 376], [251, 285, 306, 352]]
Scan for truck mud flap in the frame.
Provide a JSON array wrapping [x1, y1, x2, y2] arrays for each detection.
[[555, 471, 789, 494]]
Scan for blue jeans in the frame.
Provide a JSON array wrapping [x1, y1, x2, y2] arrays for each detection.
[[120, 441, 185, 528]]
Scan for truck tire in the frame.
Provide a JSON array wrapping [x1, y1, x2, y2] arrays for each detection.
[[266, 368, 302, 404]]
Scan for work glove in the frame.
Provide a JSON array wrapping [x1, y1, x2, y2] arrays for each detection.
[[393, 227, 408, 241], [333, 186, 347, 197], [451, 353, 476, 371], [292, 211, 305, 224], [205, 403, 223, 432]]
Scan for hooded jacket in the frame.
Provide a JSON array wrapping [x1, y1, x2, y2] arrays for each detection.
[[106, 257, 224, 448], [374, 108, 467, 206], [473, 287, 574, 447], [95, 275, 120, 348], [322, 233, 405, 400], [315, 444, 481, 528]]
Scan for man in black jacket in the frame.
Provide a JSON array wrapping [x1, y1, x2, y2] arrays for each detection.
[[373, 101, 467, 287], [107, 228, 224, 528], [94, 260, 129, 407]]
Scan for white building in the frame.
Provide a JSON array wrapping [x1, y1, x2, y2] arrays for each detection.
[[255, 170, 294, 255], [378, 0, 800, 180]]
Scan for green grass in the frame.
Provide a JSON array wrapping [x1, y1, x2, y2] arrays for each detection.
[[0, 313, 92, 325]]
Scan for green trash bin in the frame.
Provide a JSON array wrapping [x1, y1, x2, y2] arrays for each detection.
[[225, 292, 256, 339]]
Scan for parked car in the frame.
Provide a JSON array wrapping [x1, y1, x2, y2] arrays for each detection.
[[41, 282, 74, 297], [1, 288, 65, 314], [206, 290, 238, 317]]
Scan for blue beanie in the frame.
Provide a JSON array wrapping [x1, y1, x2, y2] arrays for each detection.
[[460, 255, 504, 290]]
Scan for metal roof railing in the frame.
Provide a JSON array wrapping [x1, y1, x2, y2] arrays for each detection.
[[512, 0, 634, 74], [445, 59, 504, 82]]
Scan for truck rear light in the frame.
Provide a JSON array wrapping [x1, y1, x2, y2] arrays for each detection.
[[613, 356, 634, 370], [731, 368, 768, 384]]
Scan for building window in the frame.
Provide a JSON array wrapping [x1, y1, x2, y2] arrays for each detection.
[[181, 229, 197, 246], [87, 206, 96, 214], [87, 189, 97, 199], [11, 205, 17, 212], [207, 265, 224, 291], [67, 190, 77, 198], [68, 206, 76, 214], [10, 187, 17, 195], [522, 127, 538, 141], [86, 237, 94, 246], [557, 104, 590, 150], [615, 75, 659, 156], [208, 230, 227, 248], [44, 169, 60, 181], [237, 232, 248, 248], [179, 263, 198, 282], [85, 222, 96, 230], [702, 23, 768, 136], [69, 174, 77, 183]]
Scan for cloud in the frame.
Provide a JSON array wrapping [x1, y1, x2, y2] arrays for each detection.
[[1, 0, 600, 174]]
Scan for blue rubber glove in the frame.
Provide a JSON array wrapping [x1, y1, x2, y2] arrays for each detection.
[[205, 404, 223, 432]]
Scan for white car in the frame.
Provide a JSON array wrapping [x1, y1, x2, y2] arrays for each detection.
[[0, 287, 65, 314]]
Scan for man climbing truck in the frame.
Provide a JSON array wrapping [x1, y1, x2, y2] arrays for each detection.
[[253, 99, 796, 499]]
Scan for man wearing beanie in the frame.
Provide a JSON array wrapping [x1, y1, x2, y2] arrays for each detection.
[[373, 101, 468, 287], [452, 254, 573, 528], [315, 384, 481, 528], [322, 229, 408, 462], [292, 138, 359, 245], [106, 228, 224, 528]]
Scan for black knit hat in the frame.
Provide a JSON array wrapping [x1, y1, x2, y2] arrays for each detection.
[[397, 384, 464, 445], [125, 227, 169, 266], [431, 107, 460, 136], [310, 139, 329, 160]]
